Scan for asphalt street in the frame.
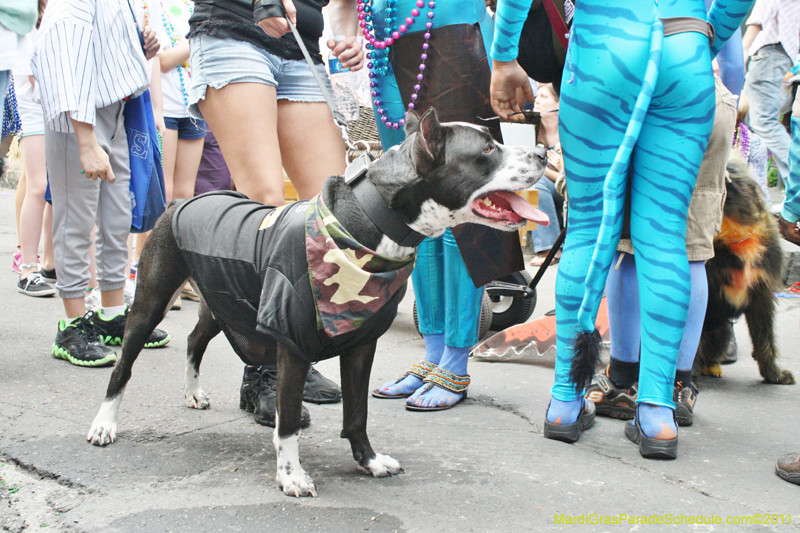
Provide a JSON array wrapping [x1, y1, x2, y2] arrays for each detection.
[[0, 187, 799, 533]]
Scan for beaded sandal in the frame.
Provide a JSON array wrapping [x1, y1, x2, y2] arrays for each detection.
[[405, 367, 470, 411], [371, 360, 438, 399]]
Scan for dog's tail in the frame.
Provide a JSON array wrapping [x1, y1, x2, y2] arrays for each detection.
[[568, 20, 663, 391]]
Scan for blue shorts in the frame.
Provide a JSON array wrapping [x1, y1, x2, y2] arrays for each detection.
[[187, 34, 332, 120], [164, 116, 207, 140]]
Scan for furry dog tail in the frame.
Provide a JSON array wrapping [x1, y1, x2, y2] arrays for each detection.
[[570, 330, 603, 393]]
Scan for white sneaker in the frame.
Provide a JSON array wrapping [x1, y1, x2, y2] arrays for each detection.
[[85, 289, 102, 313], [124, 279, 136, 308]]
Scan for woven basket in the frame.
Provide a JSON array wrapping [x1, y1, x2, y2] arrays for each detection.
[[346, 106, 384, 162]]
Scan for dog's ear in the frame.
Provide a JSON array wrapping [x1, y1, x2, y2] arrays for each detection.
[[404, 110, 421, 134], [412, 108, 446, 175]]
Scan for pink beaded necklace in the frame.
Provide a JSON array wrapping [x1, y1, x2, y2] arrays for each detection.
[[358, 0, 436, 130]]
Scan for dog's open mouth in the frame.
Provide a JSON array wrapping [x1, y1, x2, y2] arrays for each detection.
[[472, 191, 550, 226]]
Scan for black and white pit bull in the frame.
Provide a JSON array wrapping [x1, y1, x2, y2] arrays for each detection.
[[87, 109, 547, 497]]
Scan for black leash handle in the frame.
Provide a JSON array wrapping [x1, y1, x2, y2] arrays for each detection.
[[529, 227, 566, 289]]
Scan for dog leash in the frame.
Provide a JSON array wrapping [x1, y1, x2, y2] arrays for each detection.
[[285, 16, 426, 247], [285, 17, 365, 154]]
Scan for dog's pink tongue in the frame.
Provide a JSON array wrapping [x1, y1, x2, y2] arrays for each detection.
[[492, 191, 550, 226]]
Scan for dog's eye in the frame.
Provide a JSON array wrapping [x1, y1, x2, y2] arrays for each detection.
[[483, 145, 494, 154]]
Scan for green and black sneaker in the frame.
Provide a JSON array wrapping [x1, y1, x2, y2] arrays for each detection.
[[52, 316, 117, 367], [88, 308, 171, 348]]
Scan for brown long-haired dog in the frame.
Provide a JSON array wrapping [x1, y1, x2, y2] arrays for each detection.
[[695, 156, 795, 384]]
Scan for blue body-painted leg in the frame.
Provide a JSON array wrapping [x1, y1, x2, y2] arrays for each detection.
[[408, 230, 481, 408], [552, 3, 715, 442], [677, 261, 708, 371], [377, 238, 445, 396]]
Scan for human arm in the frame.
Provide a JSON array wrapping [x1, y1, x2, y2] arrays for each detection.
[[158, 41, 190, 72], [488, 0, 535, 120], [325, 0, 364, 71], [254, 0, 297, 39], [71, 118, 115, 182], [706, 0, 756, 58], [740, 23, 760, 66], [149, 56, 166, 134]]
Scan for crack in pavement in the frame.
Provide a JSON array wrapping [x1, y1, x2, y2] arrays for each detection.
[[0, 455, 95, 496]]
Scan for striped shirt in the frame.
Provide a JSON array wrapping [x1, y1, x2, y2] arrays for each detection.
[[746, 0, 800, 61], [30, 0, 150, 132]]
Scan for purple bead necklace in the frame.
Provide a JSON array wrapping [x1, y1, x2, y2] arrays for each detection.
[[733, 123, 751, 163], [358, 0, 435, 130]]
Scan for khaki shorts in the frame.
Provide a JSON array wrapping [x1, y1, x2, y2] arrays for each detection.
[[618, 75, 737, 261]]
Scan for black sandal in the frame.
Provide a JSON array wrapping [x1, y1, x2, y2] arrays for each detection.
[[543, 399, 595, 443], [624, 414, 678, 460]]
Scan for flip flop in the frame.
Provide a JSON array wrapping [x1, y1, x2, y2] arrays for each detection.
[[404, 383, 468, 411], [371, 361, 438, 399], [371, 378, 415, 399]]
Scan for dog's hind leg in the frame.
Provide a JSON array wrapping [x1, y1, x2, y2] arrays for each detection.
[[184, 300, 221, 409], [695, 318, 730, 379], [340, 341, 402, 478], [273, 344, 316, 497], [745, 287, 795, 384], [88, 205, 191, 446]]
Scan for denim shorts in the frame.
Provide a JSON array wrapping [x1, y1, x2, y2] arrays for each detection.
[[187, 34, 332, 120], [164, 116, 207, 140]]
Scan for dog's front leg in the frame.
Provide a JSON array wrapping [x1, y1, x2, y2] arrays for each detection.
[[274, 344, 316, 497], [184, 300, 221, 409], [746, 291, 796, 385], [340, 342, 402, 478]]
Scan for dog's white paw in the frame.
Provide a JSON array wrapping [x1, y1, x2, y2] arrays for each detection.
[[87, 397, 122, 446], [87, 419, 116, 446], [359, 453, 403, 478], [276, 468, 317, 497], [185, 388, 210, 409]]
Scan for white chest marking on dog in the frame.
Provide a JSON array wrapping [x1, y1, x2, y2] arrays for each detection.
[[184, 360, 210, 409], [87, 391, 125, 446], [359, 453, 403, 478], [273, 424, 317, 497], [375, 236, 416, 260], [409, 200, 457, 237]]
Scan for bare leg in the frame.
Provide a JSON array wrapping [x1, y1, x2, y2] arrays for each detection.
[[18, 135, 48, 278], [14, 157, 26, 249], [197, 83, 285, 205], [278, 101, 346, 199], [41, 204, 55, 271], [172, 137, 204, 200], [161, 128, 180, 203]]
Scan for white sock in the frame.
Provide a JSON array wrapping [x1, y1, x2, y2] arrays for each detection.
[[99, 305, 126, 319]]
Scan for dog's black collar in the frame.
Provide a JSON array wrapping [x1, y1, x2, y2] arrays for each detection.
[[344, 155, 427, 248]]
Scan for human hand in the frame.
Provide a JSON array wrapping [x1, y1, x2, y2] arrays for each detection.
[[786, 69, 797, 82], [155, 115, 166, 136], [547, 144, 563, 171], [79, 140, 115, 183], [142, 24, 160, 60], [256, 0, 296, 38], [490, 59, 534, 121], [326, 36, 364, 71]]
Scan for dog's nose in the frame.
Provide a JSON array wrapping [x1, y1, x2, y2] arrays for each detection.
[[533, 145, 547, 162]]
